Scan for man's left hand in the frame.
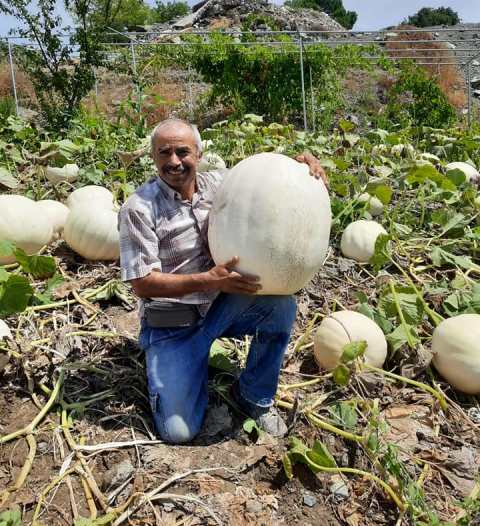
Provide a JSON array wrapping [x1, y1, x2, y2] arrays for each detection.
[[295, 152, 328, 186]]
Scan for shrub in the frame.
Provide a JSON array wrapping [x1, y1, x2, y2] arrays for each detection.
[[151, 1, 189, 24], [284, 0, 357, 29], [403, 7, 460, 27]]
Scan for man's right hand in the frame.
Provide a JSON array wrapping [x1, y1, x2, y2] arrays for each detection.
[[203, 256, 262, 294]]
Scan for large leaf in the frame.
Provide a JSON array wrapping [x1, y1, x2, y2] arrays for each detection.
[[283, 437, 336, 480], [34, 273, 65, 304], [0, 240, 15, 260], [209, 340, 237, 373], [14, 248, 56, 279], [0, 167, 18, 189], [329, 401, 358, 431], [386, 324, 420, 352], [0, 275, 33, 316], [369, 234, 391, 271], [378, 285, 424, 325], [430, 247, 478, 272], [0, 508, 22, 526]]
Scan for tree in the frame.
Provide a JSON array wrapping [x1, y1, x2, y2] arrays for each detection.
[[151, 1, 189, 24], [404, 7, 460, 27], [88, 0, 153, 31], [284, 0, 357, 30], [0, 0, 103, 129]]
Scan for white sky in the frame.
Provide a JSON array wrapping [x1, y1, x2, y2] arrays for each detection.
[[1, 1, 479, 37]]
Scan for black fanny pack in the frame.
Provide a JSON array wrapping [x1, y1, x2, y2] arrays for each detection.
[[143, 301, 200, 328]]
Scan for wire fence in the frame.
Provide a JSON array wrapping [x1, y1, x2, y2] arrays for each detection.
[[2, 28, 479, 129]]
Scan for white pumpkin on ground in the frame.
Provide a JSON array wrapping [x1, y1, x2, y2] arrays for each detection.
[[0, 195, 53, 264], [66, 185, 115, 210], [445, 162, 480, 183], [314, 310, 387, 370], [36, 200, 70, 240], [198, 152, 226, 172], [208, 152, 331, 295], [45, 163, 79, 184], [64, 204, 120, 261], [431, 314, 480, 394], [0, 319, 12, 339], [340, 220, 387, 263], [357, 193, 384, 217]]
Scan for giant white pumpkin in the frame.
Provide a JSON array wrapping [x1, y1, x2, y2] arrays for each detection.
[[36, 200, 70, 240], [0, 195, 53, 264], [208, 153, 331, 294], [45, 163, 79, 184], [432, 314, 480, 394], [64, 205, 120, 260], [340, 220, 387, 263], [314, 310, 387, 370], [67, 185, 114, 210], [445, 162, 480, 183]]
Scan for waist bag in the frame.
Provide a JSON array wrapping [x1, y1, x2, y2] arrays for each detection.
[[144, 301, 200, 328]]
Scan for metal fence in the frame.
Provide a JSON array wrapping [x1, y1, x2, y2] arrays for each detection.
[[2, 27, 480, 129]]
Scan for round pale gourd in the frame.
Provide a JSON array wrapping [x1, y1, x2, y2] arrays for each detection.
[[0, 319, 11, 339], [314, 310, 387, 370], [391, 144, 415, 158], [0, 195, 53, 264], [36, 200, 70, 240], [64, 205, 120, 261], [432, 314, 480, 394], [45, 163, 79, 184], [357, 193, 383, 217], [198, 152, 226, 172], [67, 185, 114, 210], [340, 220, 387, 263], [208, 152, 331, 295], [445, 162, 480, 183]]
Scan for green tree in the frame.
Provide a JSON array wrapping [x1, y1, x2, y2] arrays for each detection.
[[404, 7, 460, 27], [88, 0, 153, 31], [151, 1, 189, 24], [0, 0, 103, 130], [284, 0, 357, 29]]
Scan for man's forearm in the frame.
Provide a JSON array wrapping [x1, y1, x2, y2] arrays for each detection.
[[131, 271, 209, 299]]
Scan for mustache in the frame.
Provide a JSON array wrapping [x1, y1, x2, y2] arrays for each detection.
[[163, 165, 188, 175]]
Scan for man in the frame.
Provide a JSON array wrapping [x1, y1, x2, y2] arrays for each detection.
[[119, 118, 327, 444]]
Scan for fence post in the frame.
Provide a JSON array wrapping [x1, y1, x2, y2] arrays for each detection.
[[309, 65, 315, 133], [298, 34, 307, 132], [7, 39, 19, 116], [130, 40, 137, 76], [467, 61, 472, 128]]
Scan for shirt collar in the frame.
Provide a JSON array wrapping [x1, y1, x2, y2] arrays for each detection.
[[156, 176, 183, 201]]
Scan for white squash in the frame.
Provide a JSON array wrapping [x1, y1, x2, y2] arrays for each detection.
[[208, 153, 331, 294], [391, 144, 415, 158], [0, 195, 53, 264], [314, 310, 387, 370], [357, 193, 383, 217], [340, 220, 387, 263], [432, 314, 480, 394], [36, 200, 70, 240], [45, 163, 79, 184], [445, 162, 480, 182], [67, 185, 114, 210], [64, 205, 119, 260], [198, 152, 226, 172], [0, 319, 11, 339]]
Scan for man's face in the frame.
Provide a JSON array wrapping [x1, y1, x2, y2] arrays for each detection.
[[151, 124, 201, 189]]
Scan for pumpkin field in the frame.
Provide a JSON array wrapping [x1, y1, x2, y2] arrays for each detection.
[[1, 112, 480, 526]]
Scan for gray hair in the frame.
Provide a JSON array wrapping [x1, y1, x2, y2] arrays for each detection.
[[150, 118, 202, 154]]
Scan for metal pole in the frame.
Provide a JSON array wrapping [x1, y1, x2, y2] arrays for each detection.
[[309, 65, 315, 133], [467, 62, 472, 128], [187, 65, 194, 120], [130, 40, 137, 76], [7, 39, 19, 115], [299, 35, 307, 132]]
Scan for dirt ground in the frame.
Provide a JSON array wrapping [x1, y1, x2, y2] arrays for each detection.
[[1, 248, 479, 525]]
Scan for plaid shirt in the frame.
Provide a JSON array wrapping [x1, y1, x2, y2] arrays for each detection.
[[119, 170, 226, 315]]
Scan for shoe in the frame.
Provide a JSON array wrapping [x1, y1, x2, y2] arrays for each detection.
[[230, 381, 288, 438]]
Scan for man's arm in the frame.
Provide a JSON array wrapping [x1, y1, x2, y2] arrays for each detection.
[[131, 256, 261, 298]]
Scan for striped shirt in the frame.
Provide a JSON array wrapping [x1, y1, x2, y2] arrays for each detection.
[[119, 170, 226, 315]]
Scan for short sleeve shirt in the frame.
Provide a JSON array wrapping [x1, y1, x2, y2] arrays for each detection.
[[119, 170, 226, 315]]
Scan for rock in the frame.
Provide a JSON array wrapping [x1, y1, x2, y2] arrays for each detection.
[[303, 493, 317, 507], [102, 459, 134, 490], [467, 407, 480, 423], [245, 498, 263, 514], [173, 13, 195, 29], [329, 475, 349, 500]]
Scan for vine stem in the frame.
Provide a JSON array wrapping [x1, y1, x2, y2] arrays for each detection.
[[389, 280, 416, 349], [0, 370, 64, 443], [364, 364, 447, 411]]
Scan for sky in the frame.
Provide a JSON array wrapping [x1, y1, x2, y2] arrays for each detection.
[[1, 1, 480, 37]]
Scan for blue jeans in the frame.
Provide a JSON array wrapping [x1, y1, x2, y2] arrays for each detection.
[[138, 293, 297, 444]]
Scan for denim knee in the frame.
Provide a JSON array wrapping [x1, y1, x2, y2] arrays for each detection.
[[151, 407, 201, 444]]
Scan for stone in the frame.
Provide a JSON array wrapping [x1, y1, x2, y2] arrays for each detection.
[[329, 475, 349, 500], [245, 499, 263, 514], [303, 493, 317, 507]]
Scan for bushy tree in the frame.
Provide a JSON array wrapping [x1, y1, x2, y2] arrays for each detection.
[[284, 0, 357, 29], [151, 1, 189, 24], [404, 7, 460, 27], [88, 0, 153, 31], [0, 0, 103, 130]]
